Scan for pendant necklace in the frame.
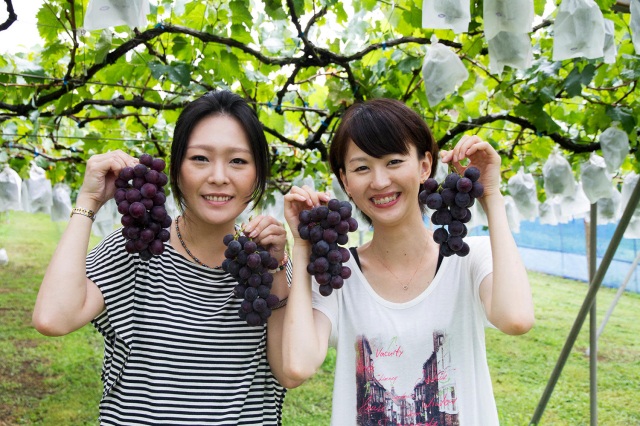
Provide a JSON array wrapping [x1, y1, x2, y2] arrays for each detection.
[[374, 245, 428, 291], [175, 215, 222, 270]]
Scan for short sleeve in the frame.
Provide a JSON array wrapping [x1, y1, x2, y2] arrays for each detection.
[[311, 278, 339, 347], [465, 236, 494, 326], [86, 229, 137, 345]]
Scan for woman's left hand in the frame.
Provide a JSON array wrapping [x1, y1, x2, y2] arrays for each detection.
[[440, 135, 502, 198], [243, 215, 287, 264]]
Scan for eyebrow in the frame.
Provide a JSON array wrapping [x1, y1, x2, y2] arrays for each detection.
[[347, 156, 368, 164], [187, 144, 252, 154]]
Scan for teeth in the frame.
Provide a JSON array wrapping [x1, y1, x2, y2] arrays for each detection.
[[373, 194, 398, 205], [204, 195, 231, 202]]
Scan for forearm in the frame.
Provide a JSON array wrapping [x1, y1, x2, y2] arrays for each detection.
[[281, 243, 329, 383], [33, 196, 103, 335], [266, 268, 293, 387], [481, 193, 535, 334]]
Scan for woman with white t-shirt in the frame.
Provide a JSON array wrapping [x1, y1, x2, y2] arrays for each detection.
[[282, 98, 535, 425]]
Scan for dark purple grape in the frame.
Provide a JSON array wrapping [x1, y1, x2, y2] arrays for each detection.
[[149, 239, 165, 255], [419, 190, 429, 205], [141, 198, 154, 210], [313, 257, 329, 273], [265, 294, 280, 308], [328, 199, 341, 211], [244, 287, 258, 302], [134, 163, 148, 177], [140, 228, 155, 243], [458, 242, 470, 257], [469, 181, 484, 198], [246, 312, 262, 326], [448, 236, 464, 251], [244, 240, 257, 254], [448, 220, 466, 236], [456, 177, 472, 193], [117, 200, 131, 215], [299, 210, 311, 224], [223, 234, 235, 246], [125, 188, 142, 203], [319, 285, 333, 296], [330, 275, 344, 289], [150, 206, 167, 221], [139, 153, 153, 167], [444, 173, 460, 189], [433, 227, 448, 244], [455, 192, 471, 208], [253, 298, 267, 313], [323, 228, 338, 244], [315, 272, 331, 285], [440, 188, 456, 207], [140, 183, 157, 199], [129, 202, 146, 218], [464, 166, 480, 182], [340, 266, 352, 279], [119, 166, 135, 181], [157, 173, 169, 187], [115, 178, 129, 189], [426, 193, 443, 209], [151, 158, 166, 172], [423, 178, 439, 193]]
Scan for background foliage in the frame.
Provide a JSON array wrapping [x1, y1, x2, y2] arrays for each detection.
[[0, 0, 638, 202]]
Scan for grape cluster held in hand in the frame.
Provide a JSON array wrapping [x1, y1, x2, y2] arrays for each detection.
[[222, 231, 282, 326], [114, 154, 172, 261], [419, 166, 484, 257], [298, 199, 358, 296]]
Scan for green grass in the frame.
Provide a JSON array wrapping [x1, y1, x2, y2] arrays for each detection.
[[1, 210, 639, 425]]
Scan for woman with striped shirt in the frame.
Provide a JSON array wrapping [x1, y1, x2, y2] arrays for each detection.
[[33, 90, 292, 425]]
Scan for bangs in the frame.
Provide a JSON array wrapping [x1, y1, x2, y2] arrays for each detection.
[[347, 106, 412, 158]]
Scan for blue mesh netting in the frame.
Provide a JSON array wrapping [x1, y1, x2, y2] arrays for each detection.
[[466, 219, 640, 294]]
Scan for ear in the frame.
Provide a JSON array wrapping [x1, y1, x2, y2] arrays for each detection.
[[339, 168, 351, 198], [420, 151, 433, 182]]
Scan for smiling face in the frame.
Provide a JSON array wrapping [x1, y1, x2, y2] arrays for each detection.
[[340, 139, 431, 227], [178, 114, 257, 227]]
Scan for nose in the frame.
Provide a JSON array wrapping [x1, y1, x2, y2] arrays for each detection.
[[207, 162, 230, 185], [370, 168, 391, 190]]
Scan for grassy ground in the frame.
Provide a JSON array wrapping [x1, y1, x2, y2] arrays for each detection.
[[1, 211, 639, 425]]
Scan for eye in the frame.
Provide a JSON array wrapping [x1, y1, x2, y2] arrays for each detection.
[[388, 158, 404, 166], [352, 165, 369, 173], [230, 157, 249, 165], [190, 155, 208, 162]]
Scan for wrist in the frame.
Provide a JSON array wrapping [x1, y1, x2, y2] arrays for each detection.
[[75, 194, 102, 213]]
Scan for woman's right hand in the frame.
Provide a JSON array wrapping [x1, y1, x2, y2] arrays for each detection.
[[77, 150, 138, 210], [283, 185, 330, 243]]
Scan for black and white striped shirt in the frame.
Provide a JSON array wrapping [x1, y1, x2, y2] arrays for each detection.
[[86, 230, 285, 425]]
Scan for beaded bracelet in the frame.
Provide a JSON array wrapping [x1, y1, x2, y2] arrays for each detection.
[[70, 207, 96, 222], [270, 252, 289, 274]]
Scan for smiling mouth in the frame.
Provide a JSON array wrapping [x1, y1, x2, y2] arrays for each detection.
[[372, 193, 400, 205], [203, 195, 232, 202]]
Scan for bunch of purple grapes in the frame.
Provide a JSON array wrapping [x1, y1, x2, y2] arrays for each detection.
[[222, 232, 282, 326], [419, 166, 484, 257], [114, 153, 171, 261], [298, 199, 358, 296]]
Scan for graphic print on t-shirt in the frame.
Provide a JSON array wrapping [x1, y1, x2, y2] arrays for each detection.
[[355, 331, 459, 425]]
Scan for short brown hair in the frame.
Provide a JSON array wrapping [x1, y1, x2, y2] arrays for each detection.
[[329, 98, 439, 222]]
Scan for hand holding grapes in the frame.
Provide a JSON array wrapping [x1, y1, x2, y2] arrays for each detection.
[[440, 135, 502, 199], [78, 150, 139, 210], [243, 215, 288, 266], [283, 185, 331, 244]]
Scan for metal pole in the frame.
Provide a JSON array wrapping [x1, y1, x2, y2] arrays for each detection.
[[589, 205, 597, 426], [596, 251, 640, 340], [530, 178, 640, 425]]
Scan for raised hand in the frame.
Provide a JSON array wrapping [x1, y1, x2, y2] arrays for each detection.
[[243, 215, 288, 265], [78, 150, 139, 210], [440, 135, 502, 198], [283, 185, 330, 242]]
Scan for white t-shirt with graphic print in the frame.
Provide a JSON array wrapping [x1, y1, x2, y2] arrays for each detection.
[[312, 236, 497, 426]]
